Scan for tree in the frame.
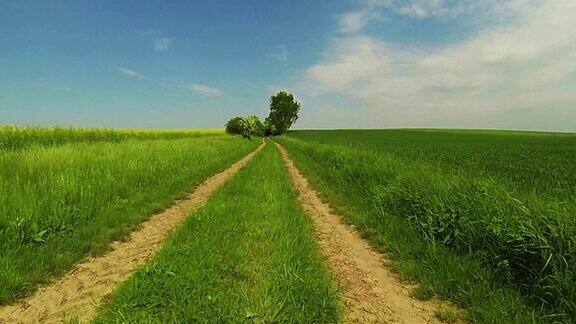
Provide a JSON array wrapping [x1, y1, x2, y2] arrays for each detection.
[[266, 91, 300, 135], [225, 116, 247, 136], [243, 114, 265, 137], [224, 91, 300, 138], [263, 118, 276, 137]]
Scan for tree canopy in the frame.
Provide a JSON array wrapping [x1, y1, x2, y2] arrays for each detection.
[[224, 91, 300, 138], [266, 91, 300, 135]]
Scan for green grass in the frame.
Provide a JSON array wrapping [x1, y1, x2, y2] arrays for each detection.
[[435, 305, 460, 323], [0, 125, 224, 151], [4, 127, 573, 321], [278, 129, 576, 322], [94, 143, 340, 323], [287, 129, 576, 202], [0, 136, 258, 304]]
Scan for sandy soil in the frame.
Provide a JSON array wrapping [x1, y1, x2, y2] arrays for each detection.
[[277, 143, 443, 324], [0, 143, 264, 324]]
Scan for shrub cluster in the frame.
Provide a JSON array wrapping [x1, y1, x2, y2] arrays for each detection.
[[225, 115, 269, 139]]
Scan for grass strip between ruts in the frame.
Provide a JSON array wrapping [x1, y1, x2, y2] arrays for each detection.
[[94, 142, 340, 323]]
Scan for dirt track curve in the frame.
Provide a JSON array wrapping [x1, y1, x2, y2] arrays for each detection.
[[277, 143, 443, 323], [0, 142, 264, 324]]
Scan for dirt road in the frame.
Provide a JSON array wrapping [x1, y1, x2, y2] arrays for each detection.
[[277, 143, 443, 323], [0, 143, 264, 324]]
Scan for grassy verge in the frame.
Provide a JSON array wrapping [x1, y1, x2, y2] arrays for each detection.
[[94, 142, 340, 323], [0, 125, 224, 151], [0, 136, 257, 304], [277, 136, 552, 323]]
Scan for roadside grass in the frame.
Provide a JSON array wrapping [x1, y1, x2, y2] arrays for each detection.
[[94, 143, 340, 323], [0, 136, 257, 304], [276, 135, 567, 323], [0, 125, 224, 151], [435, 305, 460, 323]]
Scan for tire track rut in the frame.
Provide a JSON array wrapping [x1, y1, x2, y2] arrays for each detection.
[[277, 143, 443, 323], [0, 142, 264, 324]]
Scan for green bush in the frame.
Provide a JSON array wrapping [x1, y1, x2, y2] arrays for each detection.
[[225, 117, 247, 136], [225, 115, 267, 139]]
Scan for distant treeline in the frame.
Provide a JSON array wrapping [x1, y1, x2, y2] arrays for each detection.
[[0, 126, 224, 151]]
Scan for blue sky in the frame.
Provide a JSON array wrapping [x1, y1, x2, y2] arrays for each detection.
[[1, 0, 575, 131]]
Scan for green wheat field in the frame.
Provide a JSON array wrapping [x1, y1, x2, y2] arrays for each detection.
[[1, 126, 575, 323]]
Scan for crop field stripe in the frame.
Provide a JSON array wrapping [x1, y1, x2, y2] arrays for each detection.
[[0, 142, 264, 323], [276, 143, 444, 323], [0, 125, 225, 151], [94, 141, 340, 323]]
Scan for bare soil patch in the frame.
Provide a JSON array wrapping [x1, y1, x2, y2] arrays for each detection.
[[0, 143, 264, 324], [277, 143, 444, 323]]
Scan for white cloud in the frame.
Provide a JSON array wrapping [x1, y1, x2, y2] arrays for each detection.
[[115, 67, 145, 79], [112, 67, 226, 101], [337, 0, 523, 34], [338, 8, 377, 33], [112, 67, 224, 99], [153, 37, 172, 52], [392, 0, 456, 18], [270, 44, 288, 62], [187, 84, 225, 96], [370, 0, 483, 18], [302, 0, 576, 129], [141, 30, 173, 52]]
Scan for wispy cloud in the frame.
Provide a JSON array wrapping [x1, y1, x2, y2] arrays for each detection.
[[141, 30, 173, 52], [337, 0, 515, 34], [153, 37, 172, 52], [187, 84, 225, 96], [387, 0, 462, 19], [269, 44, 288, 62], [115, 67, 145, 79], [339, 9, 370, 33], [302, 0, 576, 129], [113, 68, 224, 98]]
